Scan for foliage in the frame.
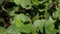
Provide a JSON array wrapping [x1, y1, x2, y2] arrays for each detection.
[[0, 0, 60, 34]]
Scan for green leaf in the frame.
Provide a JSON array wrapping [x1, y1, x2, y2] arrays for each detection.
[[18, 14, 31, 22], [58, 26, 60, 34], [34, 19, 46, 32], [52, 11, 58, 18], [45, 17, 56, 34], [38, 9, 45, 12], [14, 0, 32, 9], [7, 7, 19, 16], [33, 13, 39, 20], [0, 27, 8, 34], [57, 8, 60, 20], [19, 24, 32, 33], [7, 24, 21, 34], [39, 0, 47, 4], [32, 26, 38, 34], [13, 0, 20, 5], [12, 14, 23, 27], [31, 0, 39, 5], [12, 14, 32, 33]]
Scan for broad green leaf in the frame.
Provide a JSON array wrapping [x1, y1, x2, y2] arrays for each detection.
[[7, 24, 21, 34], [34, 19, 46, 32], [12, 14, 23, 27], [45, 17, 56, 34], [12, 14, 32, 33], [19, 24, 32, 33]]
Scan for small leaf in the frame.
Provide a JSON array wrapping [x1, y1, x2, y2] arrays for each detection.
[[31, 0, 39, 5], [14, 0, 32, 9], [33, 13, 39, 20], [44, 11, 50, 19], [18, 14, 31, 22], [52, 11, 58, 18]]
